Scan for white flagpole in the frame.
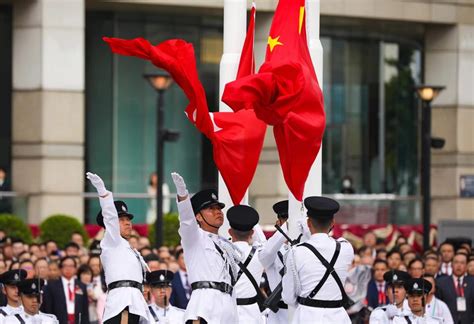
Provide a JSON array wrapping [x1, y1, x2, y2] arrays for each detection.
[[218, 0, 247, 237], [288, 0, 323, 239]]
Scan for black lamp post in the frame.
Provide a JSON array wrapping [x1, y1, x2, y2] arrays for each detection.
[[414, 84, 445, 251], [144, 72, 176, 248]]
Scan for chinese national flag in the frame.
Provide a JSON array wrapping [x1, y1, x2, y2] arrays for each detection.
[[103, 5, 264, 205], [222, 0, 325, 201]]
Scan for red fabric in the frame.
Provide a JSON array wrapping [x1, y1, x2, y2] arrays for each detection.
[[236, 4, 256, 79], [68, 282, 74, 302], [68, 314, 74, 324], [103, 19, 266, 205], [222, 0, 325, 201]]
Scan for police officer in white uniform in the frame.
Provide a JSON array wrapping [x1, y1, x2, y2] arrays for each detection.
[[171, 172, 240, 323], [258, 200, 290, 324], [393, 278, 442, 324], [227, 205, 265, 324], [370, 270, 411, 324], [3, 278, 58, 324], [282, 196, 354, 324], [423, 275, 453, 324], [0, 270, 27, 318], [87, 172, 151, 324], [147, 270, 185, 324]]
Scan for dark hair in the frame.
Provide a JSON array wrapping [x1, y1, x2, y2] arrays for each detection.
[[454, 252, 469, 263], [402, 251, 417, 258], [9, 261, 19, 270], [77, 264, 92, 280], [357, 245, 371, 256], [373, 259, 389, 268], [144, 253, 160, 263], [439, 241, 454, 250], [19, 259, 33, 267], [387, 249, 402, 259], [408, 257, 424, 269], [11, 238, 24, 244], [231, 228, 253, 241], [64, 242, 80, 250], [175, 248, 184, 259], [308, 216, 333, 231], [59, 256, 77, 268], [139, 247, 152, 254], [33, 258, 48, 266]]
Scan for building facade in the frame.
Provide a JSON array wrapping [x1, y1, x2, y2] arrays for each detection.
[[0, 0, 472, 225]]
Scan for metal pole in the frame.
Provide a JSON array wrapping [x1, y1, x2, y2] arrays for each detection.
[[421, 100, 431, 251], [155, 90, 165, 248]]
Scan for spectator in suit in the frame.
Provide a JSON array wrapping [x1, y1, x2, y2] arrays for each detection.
[[408, 258, 424, 279], [387, 250, 403, 270], [41, 256, 89, 324], [424, 275, 454, 324], [424, 255, 441, 277], [169, 249, 190, 309], [436, 253, 474, 324], [439, 241, 455, 276], [366, 259, 389, 309]]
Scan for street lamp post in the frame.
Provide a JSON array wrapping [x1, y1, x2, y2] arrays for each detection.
[[414, 85, 445, 251], [144, 72, 175, 248]]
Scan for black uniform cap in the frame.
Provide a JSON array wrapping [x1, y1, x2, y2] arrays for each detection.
[[383, 270, 410, 286], [146, 270, 174, 287], [190, 189, 225, 215], [96, 200, 134, 228], [404, 278, 432, 295], [304, 196, 340, 219], [0, 269, 27, 286], [17, 278, 45, 296], [227, 205, 259, 232], [272, 200, 289, 219]]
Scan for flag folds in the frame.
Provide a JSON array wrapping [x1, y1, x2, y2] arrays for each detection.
[[222, 0, 325, 201]]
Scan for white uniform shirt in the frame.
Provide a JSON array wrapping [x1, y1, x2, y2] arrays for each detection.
[[393, 313, 443, 324], [369, 304, 411, 324], [426, 297, 454, 324], [99, 192, 151, 322], [0, 305, 23, 317], [282, 233, 354, 324], [258, 227, 289, 324], [148, 304, 185, 324], [233, 241, 264, 324], [177, 197, 238, 323], [2, 311, 58, 324]]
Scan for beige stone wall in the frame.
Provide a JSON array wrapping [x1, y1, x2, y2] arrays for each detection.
[[12, 0, 85, 224], [428, 24, 474, 222]]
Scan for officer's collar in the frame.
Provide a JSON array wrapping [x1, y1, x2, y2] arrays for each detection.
[[311, 233, 330, 239]]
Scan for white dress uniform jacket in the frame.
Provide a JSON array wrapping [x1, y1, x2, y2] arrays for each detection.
[[233, 241, 264, 324], [177, 197, 238, 323], [0, 305, 23, 318], [282, 233, 354, 324], [2, 311, 58, 324], [369, 304, 411, 324], [99, 193, 151, 323], [392, 313, 443, 324], [258, 227, 289, 324], [148, 304, 184, 324], [425, 297, 453, 324]]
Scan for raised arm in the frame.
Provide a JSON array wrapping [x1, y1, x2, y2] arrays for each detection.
[[172, 172, 201, 249], [258, 224, 288, 269], [86, 172, 121, 246]]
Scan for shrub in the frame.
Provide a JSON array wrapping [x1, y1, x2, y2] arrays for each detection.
[[0, 214, 33, 243], [148, 212, 180, 247], [40, 214, 88, 249]]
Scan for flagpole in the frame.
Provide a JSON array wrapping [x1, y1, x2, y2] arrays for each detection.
[[288, 0, 323, 239], [218, 0, 247, 237]]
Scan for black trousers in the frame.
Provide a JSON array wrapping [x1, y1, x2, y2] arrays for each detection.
[[104, 307, 140, 324]]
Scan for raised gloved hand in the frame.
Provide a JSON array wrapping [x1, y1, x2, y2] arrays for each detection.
[[86, 172, 108, 197], [171, 172, 188, 197], [385, 304, 398, 318]]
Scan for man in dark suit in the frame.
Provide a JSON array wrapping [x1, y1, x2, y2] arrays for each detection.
[[169, 248, 190, 309], [41, 256, 89, 324], [436, 252, 474, 324], [366, 259, 389, 309]]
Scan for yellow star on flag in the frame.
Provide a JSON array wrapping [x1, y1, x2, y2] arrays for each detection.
[[267, 35, 283, 52]]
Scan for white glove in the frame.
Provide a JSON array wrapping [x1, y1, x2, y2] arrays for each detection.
[[171, 172, 188, 197], [86, 172, 108, 197], [385, 304, 398, 318]]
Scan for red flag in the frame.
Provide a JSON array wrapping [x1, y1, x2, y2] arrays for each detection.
[[236, 3, 256, 79], [222, 0, 325, 201], [103, 6, 264, 205]]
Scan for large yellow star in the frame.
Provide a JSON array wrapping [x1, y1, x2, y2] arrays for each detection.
[[267, 35, 283, 52]]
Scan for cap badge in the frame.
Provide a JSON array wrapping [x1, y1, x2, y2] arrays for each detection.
[[159, 274, 165, 281], [14, 274, 19, 280], [32, 283, 36, 289], [413, 283, 419, 289], [393, 274, 398, 281], [211, 193, 217, 200], [122, 205, 127, 212]]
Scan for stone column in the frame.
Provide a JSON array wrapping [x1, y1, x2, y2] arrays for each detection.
[[12, 0, 85, 224], [427, 24, 474, 222]]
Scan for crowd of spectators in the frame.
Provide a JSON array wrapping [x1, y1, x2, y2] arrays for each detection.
[[0, 228, 473, 323]]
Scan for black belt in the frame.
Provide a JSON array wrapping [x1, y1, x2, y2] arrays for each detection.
[[278, 301, 288, 309], [297, 297, 344, 308], [236, 295, 258, 305], [191, 281, 233, 295], [108, 280, 143, 292]]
